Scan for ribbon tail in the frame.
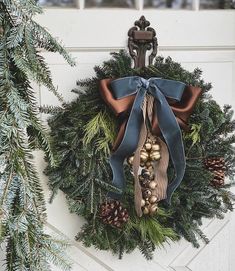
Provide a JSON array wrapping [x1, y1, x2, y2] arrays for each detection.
[[154, 138, 169, 201], [147, 96, 169, 202], [133, 122, 146, 217], [133, 97, 148, 217], [108, 88, 146, 200], [108, 156, 125, 199], [152, 87, 186, 204]]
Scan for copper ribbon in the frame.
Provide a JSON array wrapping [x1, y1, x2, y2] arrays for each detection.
[[100, 79, 202, 152]]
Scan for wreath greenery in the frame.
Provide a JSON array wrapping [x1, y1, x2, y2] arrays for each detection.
[[43, 50, 235, 260]]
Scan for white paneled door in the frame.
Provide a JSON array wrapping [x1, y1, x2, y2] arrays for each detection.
[[28, 1, 235, 270]]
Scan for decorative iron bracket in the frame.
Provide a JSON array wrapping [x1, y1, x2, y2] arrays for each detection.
[[128, 16, 158, 68]]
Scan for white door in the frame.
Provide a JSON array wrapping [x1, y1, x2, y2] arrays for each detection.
[[34, 1, 235, 270]]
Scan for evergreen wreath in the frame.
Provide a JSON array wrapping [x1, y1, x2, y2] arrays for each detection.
[[44, 50, 235, 260]]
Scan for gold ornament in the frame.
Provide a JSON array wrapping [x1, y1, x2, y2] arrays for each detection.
[[139, 175, 144, 181], [141, 179, 150, 187], [149, 204, 158, 214], [143, 189, 152, 198], [140, 150, 149, 162], [148, 181, 157, 189], [149, 196, 158, 203], [143, 207, 149, 215], [127, 156, 134, 165], [141, 199, 146, 207], [145, 161, 152, 167], [152, 144, 160, 151], [150, 174, 155, 180], [141, 169, 150, 178], [147, 165, 154, 172], [145, 200, 150, 206], [150, 151, 161, 161], [144, 142, 152, 151]]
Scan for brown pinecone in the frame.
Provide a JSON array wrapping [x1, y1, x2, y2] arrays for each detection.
[[204, 157, 226, 187], [100, 200, 129, 228]]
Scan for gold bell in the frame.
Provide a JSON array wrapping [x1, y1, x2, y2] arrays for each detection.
[[141, 179, 150, 187], [149, 195, 158, 203], [147, 165, 154, 172], [127, 156, 134, 165], [149, 173, 155, 180], [150, 151, 161, 161], [152, 144, 160, 151], [148, 181, 157, 189], [145, 161, 152, 167], [139, 175, 144, 181], [143, 189, 152, 198], [149, 204, 158, 214], [140, 150, 149, 162], [141, 199, 146, 207], [144, 142, 152, 151], [145, 200, 150, 206], [143, 207, 149, 215], [141, 169, 151, 178]]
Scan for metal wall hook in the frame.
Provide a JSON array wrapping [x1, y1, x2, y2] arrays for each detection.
[[128, 16, 158, 68]]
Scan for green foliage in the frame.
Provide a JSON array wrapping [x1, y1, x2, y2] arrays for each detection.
[[83, 110, 117, 156], [128, 211, 178, 247], [45, 50, 235, 259], [77, 209, 177, 261], [0, 1, 75, 270], [184, 123, 201, 146]]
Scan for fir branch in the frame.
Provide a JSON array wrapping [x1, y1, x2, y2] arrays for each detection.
[[0, 1, 74, 270]]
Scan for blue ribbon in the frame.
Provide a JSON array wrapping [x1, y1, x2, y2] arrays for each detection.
[[108, 76, 186, 204]]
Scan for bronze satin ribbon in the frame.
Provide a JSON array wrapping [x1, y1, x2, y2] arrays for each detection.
[[133, 95, 169, 217], [99, 79, 202, 152]]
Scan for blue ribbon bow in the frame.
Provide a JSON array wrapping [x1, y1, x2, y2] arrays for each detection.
[[109, 76, 186, 203]]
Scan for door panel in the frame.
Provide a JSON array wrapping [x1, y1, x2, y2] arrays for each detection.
[[8, 2, 235, 271]]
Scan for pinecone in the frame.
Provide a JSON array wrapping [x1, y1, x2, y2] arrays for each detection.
[[100, 200, 129, 228], [204, 157, 226, 187]]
